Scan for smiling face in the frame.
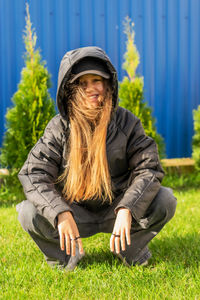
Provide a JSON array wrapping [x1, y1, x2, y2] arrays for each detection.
[[78, 74, 106, 108]]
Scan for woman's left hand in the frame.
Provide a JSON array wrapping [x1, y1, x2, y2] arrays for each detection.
[[110, 208, 132, 254]]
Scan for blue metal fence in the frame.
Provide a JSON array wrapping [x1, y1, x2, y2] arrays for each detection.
[[0, 0, 200, 158]]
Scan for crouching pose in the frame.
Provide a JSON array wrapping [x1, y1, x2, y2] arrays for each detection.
[[17, 46, 177, 270]]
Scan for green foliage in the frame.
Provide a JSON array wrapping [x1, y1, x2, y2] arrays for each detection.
[[162, 172, 200, 190], [0, 171, 25, 206], [119, 17, 165, 157], [0, 4, 55, 170], [192, 105, 200, 170]]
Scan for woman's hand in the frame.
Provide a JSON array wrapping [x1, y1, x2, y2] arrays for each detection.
[[110, 208, 132, 254], [57, 211, 84, 256]]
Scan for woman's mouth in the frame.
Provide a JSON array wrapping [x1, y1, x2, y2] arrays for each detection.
[[88, 94, 99, 101], [85, 93, 102, 108]]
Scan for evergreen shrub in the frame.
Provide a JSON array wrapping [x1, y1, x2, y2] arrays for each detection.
[[0, 4, 55, 172], [192, 105, 200, 170], [119, 17, 165, 157]]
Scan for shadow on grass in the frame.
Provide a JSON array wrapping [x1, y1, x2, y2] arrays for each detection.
[[79, 251, 115, 268], [149, 232, 200, 267], [78, 233, 200, 269]]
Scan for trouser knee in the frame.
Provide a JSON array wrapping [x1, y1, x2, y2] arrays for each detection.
[[17, 200, 38, 233], [151, 186, 177, 223], [17, 200, 58, 242]]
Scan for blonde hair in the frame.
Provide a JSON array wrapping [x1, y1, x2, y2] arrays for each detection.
[[59, 81, 113, 204]]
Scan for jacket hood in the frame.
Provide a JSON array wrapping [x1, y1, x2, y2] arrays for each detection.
[[56, 46, 118, 119]]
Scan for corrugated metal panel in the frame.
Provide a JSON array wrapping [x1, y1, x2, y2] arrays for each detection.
[[0, 0, 200, 158]]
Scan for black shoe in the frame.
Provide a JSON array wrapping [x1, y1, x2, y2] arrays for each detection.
[[115, 247, 151, 267]]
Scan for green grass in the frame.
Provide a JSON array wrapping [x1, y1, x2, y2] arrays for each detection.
[[0, 188, 200, 300]]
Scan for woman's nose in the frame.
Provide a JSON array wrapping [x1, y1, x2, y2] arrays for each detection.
[[85, 82, 94, 91]]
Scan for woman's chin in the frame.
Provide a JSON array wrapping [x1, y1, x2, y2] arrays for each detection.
[[87, 100, 100, 108]]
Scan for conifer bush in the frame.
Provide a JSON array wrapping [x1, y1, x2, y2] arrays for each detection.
[[119, 18, 165, 157], [0, 4, 55, 172], [192, 105, 200, 170]]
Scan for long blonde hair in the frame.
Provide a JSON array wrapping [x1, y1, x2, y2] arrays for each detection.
[[59, 80, 113, 204]]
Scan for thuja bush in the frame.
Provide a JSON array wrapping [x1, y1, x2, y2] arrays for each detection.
[[0, 4, 55, 172], [192, 105, 200, 170], [119, 17, 165, 157]]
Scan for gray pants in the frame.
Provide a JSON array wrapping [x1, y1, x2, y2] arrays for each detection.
[[17, 186, 177, 267]]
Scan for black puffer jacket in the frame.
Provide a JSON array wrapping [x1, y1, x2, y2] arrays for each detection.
[[18, 46, 164, 228]]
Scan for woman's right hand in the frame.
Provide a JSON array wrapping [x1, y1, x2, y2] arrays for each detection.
[[57, 211, 84, 256]]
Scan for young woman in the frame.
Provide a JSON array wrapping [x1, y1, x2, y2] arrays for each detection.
[[17, 46, 177, 270]]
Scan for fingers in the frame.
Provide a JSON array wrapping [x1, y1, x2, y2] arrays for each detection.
[[70, 236, 77, 256], [125, 227, 131, 246], [121, 228, 126, 251], [59, 229, 65, 251], [110, 234, 115, 252], [58, 212, 84, 257], [70, 236, 84, 256], [110, 230, 131, 253], [77, 238, 84, 255], [114, 234, 120, 254], [110, 208, 132, 254], [110, 233, 121, 254], [110, 231, 125, 254], [65, 234, 71, 255], [61, 234, 84, 256]]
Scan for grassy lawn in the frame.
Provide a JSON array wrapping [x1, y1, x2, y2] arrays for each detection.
[[0, 187, 200, 300]]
